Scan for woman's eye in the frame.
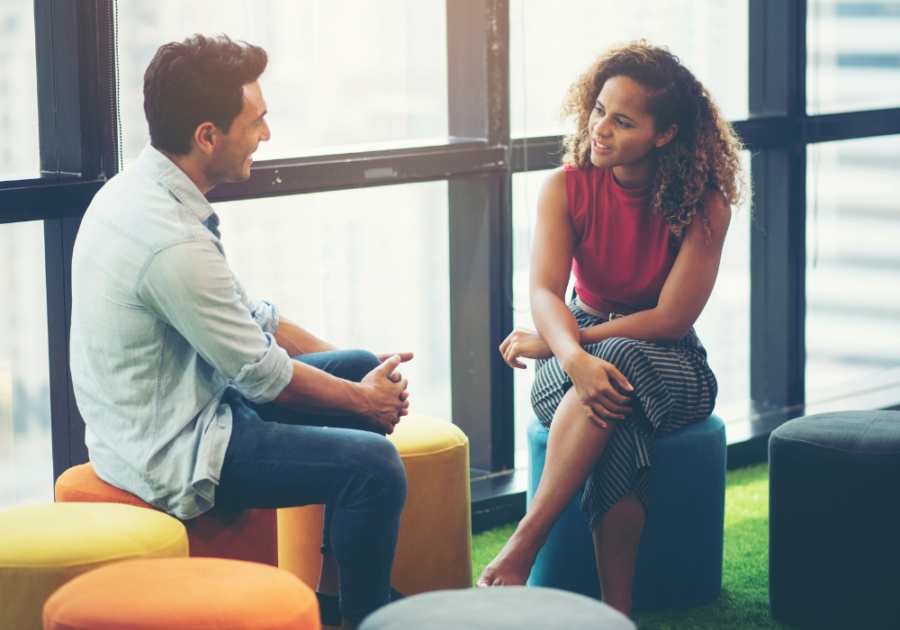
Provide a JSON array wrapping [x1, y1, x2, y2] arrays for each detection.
[[616, 119, 631, 128]]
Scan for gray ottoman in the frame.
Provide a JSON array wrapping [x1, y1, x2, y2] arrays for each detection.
[[359, 587, 636, 630], [769, 410, 900, 629]]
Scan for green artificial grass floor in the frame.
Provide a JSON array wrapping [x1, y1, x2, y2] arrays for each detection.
[[472, 463, 798, 630]]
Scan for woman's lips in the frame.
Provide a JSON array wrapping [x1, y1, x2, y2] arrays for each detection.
[[592, 139, 612, 154]]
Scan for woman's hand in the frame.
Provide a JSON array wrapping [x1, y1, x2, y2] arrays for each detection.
[[500, 329, 554, 368], [564, 352, 634, 428]]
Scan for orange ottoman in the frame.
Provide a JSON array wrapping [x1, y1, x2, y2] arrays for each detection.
[[43, 557, 320, 630], [56, 463, 277, 566]]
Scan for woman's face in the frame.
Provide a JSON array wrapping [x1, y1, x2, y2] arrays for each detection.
[[588, 75, 676, 187]]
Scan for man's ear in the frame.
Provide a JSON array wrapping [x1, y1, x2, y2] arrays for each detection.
[[655, 124, 678, 148], [193, 122, 217, 155]]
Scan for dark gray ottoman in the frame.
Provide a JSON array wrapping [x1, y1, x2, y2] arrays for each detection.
[[359, 587, 636, 630], [769, 410, 900, 629]]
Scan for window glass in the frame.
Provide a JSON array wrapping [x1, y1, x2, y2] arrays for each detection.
[[510, 171, 570, 466], [509, 0, 749, 139], [806, 135, 900, 407], [117, 0, 448, 166], [0, 221, 53, 509], [694, 151, 752, 421], [807, 0, 900, 115], [213, 181, 451, 422], [0, 0, 40, 176], [511, 154, 751, 467]]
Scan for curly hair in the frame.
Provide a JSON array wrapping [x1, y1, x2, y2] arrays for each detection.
[[144, 34, 268, 155], [560, 41, 746, 237]]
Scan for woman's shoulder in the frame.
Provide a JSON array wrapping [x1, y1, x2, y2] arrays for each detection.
[[682, 189, 731, 243], [702, 189, 732, 232], [539, 167, 568, 209]]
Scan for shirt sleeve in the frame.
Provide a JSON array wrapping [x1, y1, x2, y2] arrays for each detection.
[[229, 269, 280, 334], [137, 239, 293, 403]]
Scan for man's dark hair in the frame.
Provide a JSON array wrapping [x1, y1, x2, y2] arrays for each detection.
[[143, 34, 267, 155]]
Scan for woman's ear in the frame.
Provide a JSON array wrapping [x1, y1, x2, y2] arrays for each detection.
[[655, 124, 678, 148]]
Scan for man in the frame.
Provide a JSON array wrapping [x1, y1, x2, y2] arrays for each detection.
[[70, 34, 410, 629]]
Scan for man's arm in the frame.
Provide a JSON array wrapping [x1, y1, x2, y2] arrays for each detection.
[[138, 242, 410, 431], [274, 315, 339, 357], [274, 355, 410, 433]]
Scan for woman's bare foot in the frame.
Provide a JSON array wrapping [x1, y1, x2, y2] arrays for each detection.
[[476, 530, 545, 587]]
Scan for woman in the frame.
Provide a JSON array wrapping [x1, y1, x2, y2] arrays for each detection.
[[476, 41, 745, 617]]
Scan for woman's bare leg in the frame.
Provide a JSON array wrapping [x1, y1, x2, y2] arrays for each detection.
[[592, 491, 646, 617], [477, 387, 618, 586]]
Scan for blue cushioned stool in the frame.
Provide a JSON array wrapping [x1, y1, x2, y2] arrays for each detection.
[[768, 411, 900, 630], [526, 414, 726, 611]]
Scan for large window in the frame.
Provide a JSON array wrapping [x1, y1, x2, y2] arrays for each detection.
[[806, 134, 900, 406], [3, 0, 900, 489], [0, 0, 40, 176], [116, 0, 448, 165]]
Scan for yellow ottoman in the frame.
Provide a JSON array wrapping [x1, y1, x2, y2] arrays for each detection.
[[0, 502, 188, 630], [279, 414, 472, 596]]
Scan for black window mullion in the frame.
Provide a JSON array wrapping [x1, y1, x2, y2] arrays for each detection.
[[748, 0, 807, 411], [446, 0, 513, 473], [45, 216, 88, 481], [36, 0, 114, 480]]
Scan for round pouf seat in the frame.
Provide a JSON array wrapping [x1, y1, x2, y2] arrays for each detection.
[[279, 413, 471, 595], [43, 557, 320, 630], [359, 586, 636, 630], [56, 463, 278, 566], [527, 414, 726, 611], [0, 502, 188, 630], [769, 410, 900, 629]]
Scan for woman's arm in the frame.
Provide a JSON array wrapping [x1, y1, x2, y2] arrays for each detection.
[[508, 169, 633, 426], [527, 169, 582, 365], [578, 190, 732, 345]]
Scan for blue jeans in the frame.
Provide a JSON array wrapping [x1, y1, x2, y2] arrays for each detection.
[[214, 350, 407, 623]]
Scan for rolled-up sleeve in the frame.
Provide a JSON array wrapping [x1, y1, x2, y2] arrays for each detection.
[[137, 240, 293, 403]]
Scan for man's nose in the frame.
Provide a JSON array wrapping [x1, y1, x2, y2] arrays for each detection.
[[261, 119, 271, 142]]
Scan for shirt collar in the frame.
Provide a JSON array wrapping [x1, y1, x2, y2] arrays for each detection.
[[136, 143, 215, 223]]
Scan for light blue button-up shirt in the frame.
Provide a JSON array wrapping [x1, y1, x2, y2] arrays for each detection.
[[70, 144, 294, 519]]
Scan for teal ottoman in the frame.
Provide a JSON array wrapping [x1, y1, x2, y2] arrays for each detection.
[[526, 414, 726, 611]]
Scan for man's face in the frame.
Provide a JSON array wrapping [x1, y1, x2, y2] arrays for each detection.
[[207, 81, 270, 184]]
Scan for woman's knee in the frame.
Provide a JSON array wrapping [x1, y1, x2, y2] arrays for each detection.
[[591, 337, 640, 372]]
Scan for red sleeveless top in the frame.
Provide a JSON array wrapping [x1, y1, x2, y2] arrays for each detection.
[[566, 165, 682, 315]]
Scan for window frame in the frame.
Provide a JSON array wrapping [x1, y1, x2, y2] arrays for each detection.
[[0, 0, 898, 488]]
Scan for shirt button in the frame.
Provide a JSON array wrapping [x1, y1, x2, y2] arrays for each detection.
[[219, 425, 226, 429]]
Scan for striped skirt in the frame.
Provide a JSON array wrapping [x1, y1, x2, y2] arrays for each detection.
[[531, 300, 717, 531]]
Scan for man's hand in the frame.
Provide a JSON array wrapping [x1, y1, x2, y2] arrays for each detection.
[[499, 329, 553, 369], [564, 351, 633, 428], [358, 355, 411, 434]]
